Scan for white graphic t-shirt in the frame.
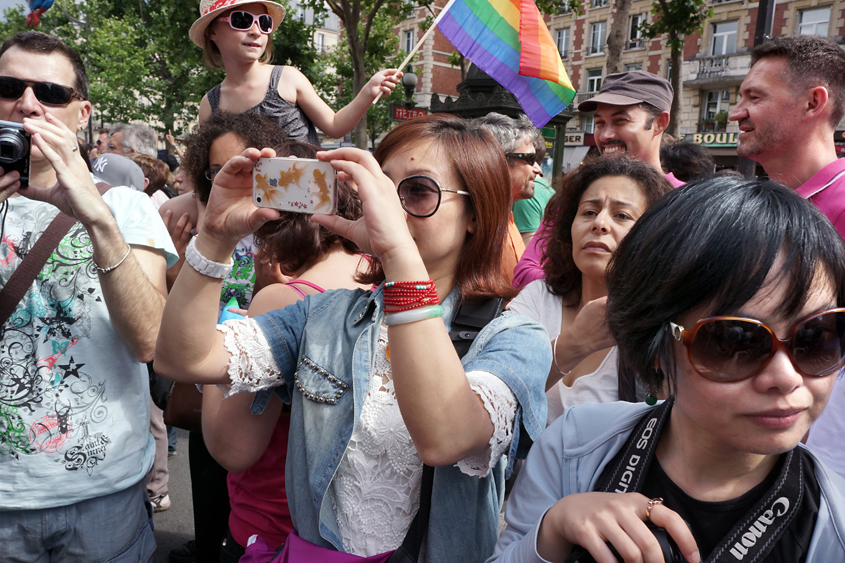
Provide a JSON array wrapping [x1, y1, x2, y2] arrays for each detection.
[[0, 186, 177, 510]]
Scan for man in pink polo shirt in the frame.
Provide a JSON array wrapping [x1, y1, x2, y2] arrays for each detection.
[[729, 35, 845, 239], [729, 36, 845, 482], [512, 71, 683, 289]]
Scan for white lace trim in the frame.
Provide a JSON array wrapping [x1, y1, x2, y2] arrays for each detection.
[[459, 371, 517, 477], [330, 326, 517, 556], [218, 318, 283, 398]]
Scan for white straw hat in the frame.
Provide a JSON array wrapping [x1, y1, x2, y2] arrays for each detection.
[[189, 0, 286, 48]]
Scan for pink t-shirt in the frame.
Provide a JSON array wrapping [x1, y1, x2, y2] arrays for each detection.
[[795, 158, 845, 240], [227, 411, 293, 549], [511, 172, 684, 289]]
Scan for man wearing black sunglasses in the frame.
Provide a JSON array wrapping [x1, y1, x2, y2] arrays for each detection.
[[474, 112, 543, 284], [0, 32, 177, 562]]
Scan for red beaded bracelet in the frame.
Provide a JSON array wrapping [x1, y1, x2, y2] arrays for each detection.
[[383, 279, 439, 314]]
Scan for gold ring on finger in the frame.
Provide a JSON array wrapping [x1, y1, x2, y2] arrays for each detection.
[[646, 497, 663, 521]]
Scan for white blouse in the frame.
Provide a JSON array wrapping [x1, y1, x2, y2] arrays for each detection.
[[218, 319, 517, 556]]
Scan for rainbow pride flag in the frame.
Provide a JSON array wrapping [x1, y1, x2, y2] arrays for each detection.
[[437, 0, 575, 127]]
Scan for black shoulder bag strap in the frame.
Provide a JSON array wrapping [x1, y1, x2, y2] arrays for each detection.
[[571, 397, 805, 563], [387, 296, 506, 563], [0, 182, 112, 329]]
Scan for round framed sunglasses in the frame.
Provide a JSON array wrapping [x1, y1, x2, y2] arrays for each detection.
[[396, 175, 470, 218], [218, 11, 274, 34], [669, 308, 845, 382], [0, 76, 83, 106]]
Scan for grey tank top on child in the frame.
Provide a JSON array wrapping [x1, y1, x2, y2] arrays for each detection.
[[208, 65, 321, 146]]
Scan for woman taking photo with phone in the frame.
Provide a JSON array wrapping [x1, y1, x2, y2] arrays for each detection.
[[154, 114, 550, 562], [189, 0, 400, 144], [491, 177, 845, 563]]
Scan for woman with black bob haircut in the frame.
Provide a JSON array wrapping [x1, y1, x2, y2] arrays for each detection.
[[490, 177, 845, 563], [509, 157, 673, 425]]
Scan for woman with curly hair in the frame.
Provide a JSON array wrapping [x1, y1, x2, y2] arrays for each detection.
[[157, 110, 289, 563], [508, 158, 673, 425], [201, 140, 367, 561]]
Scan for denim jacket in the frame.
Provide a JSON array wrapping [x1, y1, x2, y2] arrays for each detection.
[[250, 284, 551, 562], [488, 401, 845, 563]]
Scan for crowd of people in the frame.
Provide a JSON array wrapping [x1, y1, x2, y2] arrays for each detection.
[[0, 1, 844, 562]]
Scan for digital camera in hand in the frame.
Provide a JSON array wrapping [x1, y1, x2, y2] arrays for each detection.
[[566, 523, 685, 563], [0, 120, 30, 188]]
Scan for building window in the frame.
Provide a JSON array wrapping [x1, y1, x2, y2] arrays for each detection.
[[587, 68, 602, 92], [665, 59, 672, 78], [701, 90, 731, 129], [296, 3, 306, 22], [589, 21, 607, 55], [404, 30, 414, 54], [628, 14, 645, 49], [797, 7, 830, 36], [591, 0, 608, 7], [625, 63, 643, 72], [316, 33, 325, 53], [710, 21, 737, 56], [583, 114, 595, 134], [557, 28, 570, 58]]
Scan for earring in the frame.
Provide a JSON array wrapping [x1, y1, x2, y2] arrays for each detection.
[[645, 367, 664, 406]]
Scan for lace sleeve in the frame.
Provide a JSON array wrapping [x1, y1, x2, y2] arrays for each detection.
[[217, 318, 285, 398], [456, 370, 518, 477]]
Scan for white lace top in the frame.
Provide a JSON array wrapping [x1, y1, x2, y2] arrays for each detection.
[[218, 319, 517, 557]]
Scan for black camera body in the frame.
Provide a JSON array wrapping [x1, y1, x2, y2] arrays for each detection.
[[0, 119, 30, 188], [567, 523, 685, 563]]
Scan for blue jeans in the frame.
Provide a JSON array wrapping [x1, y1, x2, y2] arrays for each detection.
[[0, 479, 155, 562]]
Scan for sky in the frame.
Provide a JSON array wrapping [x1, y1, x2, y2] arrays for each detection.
[[0, 0, 26, 20]]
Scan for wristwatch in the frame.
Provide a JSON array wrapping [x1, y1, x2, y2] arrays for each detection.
[[185, 237, 233, 279]]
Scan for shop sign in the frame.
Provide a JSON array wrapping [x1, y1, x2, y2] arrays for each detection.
[[389, 104, 428, 121], [564, 131, 585, 146], [683, 132, 738, 146]]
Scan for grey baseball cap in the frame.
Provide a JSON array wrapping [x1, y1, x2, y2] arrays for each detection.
[[92, 153, 146, 192], [578, 71, 673, 113]]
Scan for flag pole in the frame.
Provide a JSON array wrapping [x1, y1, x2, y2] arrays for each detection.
[[372, 0, 459, 104]]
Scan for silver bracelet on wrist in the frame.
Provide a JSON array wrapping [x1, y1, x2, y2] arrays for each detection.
[[551, 336, 571, 377], [94, 243, 131, 274], [185, 237, 233, 279]]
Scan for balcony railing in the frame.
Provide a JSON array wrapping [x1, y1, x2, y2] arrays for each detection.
[[576, 92, 598, 106], [697, 55, 731, 77], [699, 121, 728, 133], [626, 38, 644, 50]]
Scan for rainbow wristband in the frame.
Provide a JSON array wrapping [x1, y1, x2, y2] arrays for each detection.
[[383, 304, 444, 327]]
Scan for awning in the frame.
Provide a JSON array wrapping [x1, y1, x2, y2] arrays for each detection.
[[559, 146, 591, 174]]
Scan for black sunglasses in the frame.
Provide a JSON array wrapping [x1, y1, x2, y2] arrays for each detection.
[[0, 76, 84, 106], [505, 152, 539, 166], [397, 175, 470, 218]]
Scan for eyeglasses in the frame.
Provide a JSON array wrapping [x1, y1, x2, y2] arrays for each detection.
[[669, 308, 845, 382], [396, 175, 470, 218], [205, 168, 221, 180], [505, 152, 539, 166], [218, 11, 273, 34], [0, 76, 84, 106]]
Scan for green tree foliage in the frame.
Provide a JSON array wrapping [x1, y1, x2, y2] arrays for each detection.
[[639, 0, 712, 137], [313, 0, 429, 148], [318, 9, 407, 147], [0, 0, 322, 138]]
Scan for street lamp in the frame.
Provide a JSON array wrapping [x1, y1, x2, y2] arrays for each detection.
[[402, 70, 417, 109]]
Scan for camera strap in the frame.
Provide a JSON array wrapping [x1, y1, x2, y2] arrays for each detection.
[[0, 182, 112, 329], [593, 397, 803, 563]]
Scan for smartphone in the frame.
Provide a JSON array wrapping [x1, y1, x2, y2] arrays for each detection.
[[253, 157, 337, 215]]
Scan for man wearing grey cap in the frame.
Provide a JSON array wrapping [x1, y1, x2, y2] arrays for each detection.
[[577, 71, 681, 186], [513, 70, 683, 289]]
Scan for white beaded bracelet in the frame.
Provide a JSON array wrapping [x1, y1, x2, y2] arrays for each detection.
[[185, 237, 233, 279], [383, 305, 445, 326]]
